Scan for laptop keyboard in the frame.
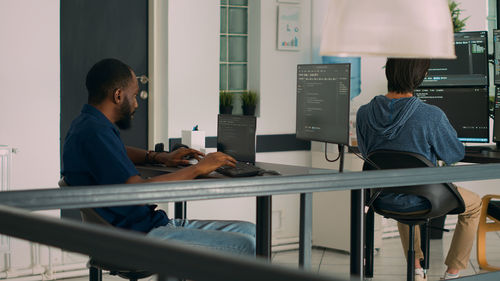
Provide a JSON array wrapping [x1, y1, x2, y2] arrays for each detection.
[[216, 161, 263, 177]]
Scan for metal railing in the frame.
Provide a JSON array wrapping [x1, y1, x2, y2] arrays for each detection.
[[0, 164, 499, 210], [0, 164, 500, 280]]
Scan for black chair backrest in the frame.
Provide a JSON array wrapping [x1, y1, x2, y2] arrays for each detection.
[[80, 208, 113, 227], [58, 177, 113, 227], [363, 150, 465, 220]]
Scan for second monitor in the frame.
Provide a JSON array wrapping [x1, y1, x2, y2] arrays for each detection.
[[414, 87, 489, 143], [296, 63, 351, 145], [420, 31, 488, 87]]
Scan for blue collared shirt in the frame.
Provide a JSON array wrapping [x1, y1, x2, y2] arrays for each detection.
[[62, 104, 169, 232]]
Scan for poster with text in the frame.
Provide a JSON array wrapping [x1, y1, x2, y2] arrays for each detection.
[[277, 4, 301, 51]]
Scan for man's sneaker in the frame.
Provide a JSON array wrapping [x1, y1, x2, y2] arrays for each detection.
[[440, 272, 460, 280], [415, 268, 427, 281]]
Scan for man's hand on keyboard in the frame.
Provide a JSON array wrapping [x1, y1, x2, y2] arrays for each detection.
[[194, 152, 236, 175]]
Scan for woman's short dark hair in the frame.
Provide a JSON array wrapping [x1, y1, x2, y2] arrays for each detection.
[[86, 58, 133, 105], [385, 58, 430, 94]]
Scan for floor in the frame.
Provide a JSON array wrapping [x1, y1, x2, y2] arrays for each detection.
[[61, 230, 500, 281]]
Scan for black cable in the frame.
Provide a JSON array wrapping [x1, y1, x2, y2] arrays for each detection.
[[349, 146, 380, 170], [348, 146, 382, 208], [324, 142, 342, 162]]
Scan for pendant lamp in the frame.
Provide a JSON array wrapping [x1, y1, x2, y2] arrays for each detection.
[[320, 0, 456, 58]]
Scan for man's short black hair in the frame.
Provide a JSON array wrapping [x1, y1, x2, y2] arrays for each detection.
[[385, 58, 430, 94], [86, 58, 133, 105]]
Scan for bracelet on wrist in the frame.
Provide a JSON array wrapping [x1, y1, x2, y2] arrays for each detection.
[[146, 150, 165, 164], [152, 151, 161, 163], [145, 150, 156, 164]]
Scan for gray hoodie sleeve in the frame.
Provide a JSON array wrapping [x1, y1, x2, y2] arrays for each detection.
[[428, 112, 465, 164]]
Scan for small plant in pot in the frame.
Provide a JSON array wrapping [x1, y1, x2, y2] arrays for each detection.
[[219, 90, 233, 114], [241, 91, 258, 116]]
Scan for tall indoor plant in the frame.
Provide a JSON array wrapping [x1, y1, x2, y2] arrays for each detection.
[[448, 0, 469, 32]]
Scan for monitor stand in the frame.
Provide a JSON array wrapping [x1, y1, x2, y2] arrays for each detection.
[[494, 142, 500, 152], [338, 144, 345, 173]]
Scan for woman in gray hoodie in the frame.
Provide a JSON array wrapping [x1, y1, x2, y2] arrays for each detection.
[[356, 58, 481, 280]]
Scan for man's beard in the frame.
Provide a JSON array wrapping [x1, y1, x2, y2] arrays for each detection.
[[115, 100, 134, 130]]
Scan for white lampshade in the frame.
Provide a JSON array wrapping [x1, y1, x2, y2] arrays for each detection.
[[320, 0, 456, 58]]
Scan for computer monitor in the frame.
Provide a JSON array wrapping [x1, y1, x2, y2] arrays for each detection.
[[420, 31, 488, 87], [296, 63, 351, 145], [414, 87, 489, 143], [493, 87, 500, 143], [493, 29, 500, 85], [217, 114, 257, 163]]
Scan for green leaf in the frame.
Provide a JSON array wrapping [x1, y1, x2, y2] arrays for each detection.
[[219, 90, 233, 106], [448, 0, 468, 32], [241, 91, 258, 106]]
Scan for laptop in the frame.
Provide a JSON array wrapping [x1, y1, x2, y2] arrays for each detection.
[[216, 114, 262, 177]]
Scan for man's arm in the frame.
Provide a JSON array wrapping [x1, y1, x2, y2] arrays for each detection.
[[126, 152, 236, 183], [126, 146, 150, 164], [126, 146, 204, 166]]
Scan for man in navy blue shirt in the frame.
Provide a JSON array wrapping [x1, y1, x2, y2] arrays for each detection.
[[62, 58, 255, 256]]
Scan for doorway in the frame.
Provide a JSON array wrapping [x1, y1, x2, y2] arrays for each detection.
[[60, 0, 149, 150], [60, 0, 149, 220]]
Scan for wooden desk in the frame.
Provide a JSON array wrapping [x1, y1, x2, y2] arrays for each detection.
[[137, 162, 331, 268]]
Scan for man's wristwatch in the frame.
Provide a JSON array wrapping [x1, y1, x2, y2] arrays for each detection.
[[145, 150, 160, 164]]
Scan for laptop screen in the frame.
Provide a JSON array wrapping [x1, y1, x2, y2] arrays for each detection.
[[217, 114, 257, 163]]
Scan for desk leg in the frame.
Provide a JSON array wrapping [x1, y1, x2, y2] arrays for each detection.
[[350, 189, 364, 280], [299, 193, 312, 270], [174, 201, 186, 219], [256, 196, 272, 259]]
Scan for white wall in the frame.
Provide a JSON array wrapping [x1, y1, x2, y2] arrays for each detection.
[[250, 0, 312, 135], [166, 0, 221, 139], [461, 0, 488, 32], [0, 0, 60, 191], [0, 0, 71, 275]]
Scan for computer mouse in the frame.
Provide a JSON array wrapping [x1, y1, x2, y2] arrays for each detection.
[[182, 154, 195, 160]]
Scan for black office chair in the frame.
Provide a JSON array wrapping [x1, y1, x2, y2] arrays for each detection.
[[58, 178, 154, 281], [362, 150, 465, 281]]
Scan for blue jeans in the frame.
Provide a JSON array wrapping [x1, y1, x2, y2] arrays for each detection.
[[147, 219, 256, 256]]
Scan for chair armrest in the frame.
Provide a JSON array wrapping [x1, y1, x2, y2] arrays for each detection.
[[481, 195, 500, 223]]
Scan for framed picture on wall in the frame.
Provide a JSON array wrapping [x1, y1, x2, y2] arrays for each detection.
[[277, 4, 301, 51]]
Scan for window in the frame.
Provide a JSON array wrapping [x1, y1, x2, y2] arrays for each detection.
[[220, 0, 248, 114]]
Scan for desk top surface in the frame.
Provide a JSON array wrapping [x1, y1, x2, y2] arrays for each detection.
[[463, 145, 500, 164], [137, 162, 333, 179]]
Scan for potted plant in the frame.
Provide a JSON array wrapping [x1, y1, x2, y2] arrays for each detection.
[[219, 90, 233, 114], [448, 0, 469, 32], [241, 91, 258, 116]]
